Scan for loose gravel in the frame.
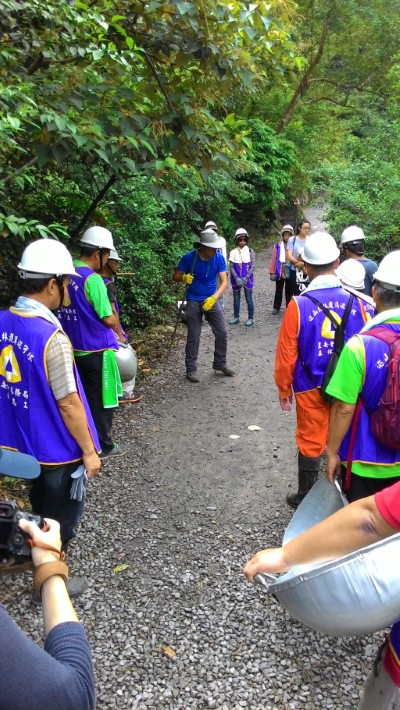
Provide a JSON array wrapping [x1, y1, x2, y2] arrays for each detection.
[[2, 214, 384, 709]]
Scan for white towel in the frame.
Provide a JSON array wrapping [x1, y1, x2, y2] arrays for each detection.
[[229, 245, 251, 264], [279, 241, 286, 263]]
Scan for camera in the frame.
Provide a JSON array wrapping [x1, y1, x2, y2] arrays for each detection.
[[0, 501, 42, 563]]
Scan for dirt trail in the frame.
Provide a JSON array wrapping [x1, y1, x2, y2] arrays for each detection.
[[4, 208, 374, 710]]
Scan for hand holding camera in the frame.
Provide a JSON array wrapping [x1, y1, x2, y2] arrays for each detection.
[[19, 517, 62, 567]]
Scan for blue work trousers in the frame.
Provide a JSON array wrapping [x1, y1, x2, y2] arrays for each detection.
[[233, 288, 254, 320], [185, 299, 227, 373]]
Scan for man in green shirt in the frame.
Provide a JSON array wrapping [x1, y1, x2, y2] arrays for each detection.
[[59, 226, 126, 459], [326, 251, 400, 500]]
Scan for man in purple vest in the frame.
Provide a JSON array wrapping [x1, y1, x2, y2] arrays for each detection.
[[0, 239, 101, 598], [275, 232, 375, 508], [99, 249, 143, 405], [58, 226, 125, 459], [326, 250, 400, 501]]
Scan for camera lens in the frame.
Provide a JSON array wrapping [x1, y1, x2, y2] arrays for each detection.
[[12, 532, 25, 548]]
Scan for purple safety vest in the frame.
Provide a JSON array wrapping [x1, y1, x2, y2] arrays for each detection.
[[230, 249, 255, 291], [58, 265, 118, 352], [273, 242, 282, 280], [0, 309, 100, 464], [340, 323, 400, 470], [293, 286, 375, 393]]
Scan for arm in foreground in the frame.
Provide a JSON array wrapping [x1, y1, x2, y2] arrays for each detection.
[[243, 494, 397, 583], [0, 519, 95, 710]]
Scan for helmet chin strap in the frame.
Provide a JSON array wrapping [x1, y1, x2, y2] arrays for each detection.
[[94, 247, 108, 272], [55, 275, 65, 309], [107, 262, 117, 277]]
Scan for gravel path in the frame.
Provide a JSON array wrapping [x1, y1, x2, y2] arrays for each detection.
[[3, 212, 382, 709]]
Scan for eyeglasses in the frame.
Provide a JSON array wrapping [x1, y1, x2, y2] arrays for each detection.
[[238, 238, 248, 242]]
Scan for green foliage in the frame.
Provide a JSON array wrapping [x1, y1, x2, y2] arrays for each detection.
[[2, 0, 400, 328], [234, 119, 299, 224], [0, 0, 297, 205], [103, 176, 190, 327], [0, 213, 69, 240], [314, 109, 400, 261]]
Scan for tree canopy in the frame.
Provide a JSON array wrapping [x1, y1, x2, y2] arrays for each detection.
[[1, 0, 297, 235], [1, 0, 400, 319]]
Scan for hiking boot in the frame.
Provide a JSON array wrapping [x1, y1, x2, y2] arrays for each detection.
[[214, 366, 235, 376], [31, 575, 89, 605], [99, 443, 127, 460], [245, 319, 254, 327], [186, 371, 200, 383], [272, 309, 280, 315], [118, 391, 144, 405], [229, 317, 240, 325]]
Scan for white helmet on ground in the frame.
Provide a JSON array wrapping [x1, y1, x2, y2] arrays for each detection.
[[340, 226, 365, 245], [80, 225, 114, 250], [18, 239, 79, 279], [336, 259, 366, 290], [373, 251, 400, 291], [109, 249, 122, 262], [302, 232, 340, 265], [205, 220, 218, 231], [115, 343, 138, 383]]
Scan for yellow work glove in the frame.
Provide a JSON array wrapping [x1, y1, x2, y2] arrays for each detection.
[[182, 273, 194, 285], [202, 295, 217, 311]]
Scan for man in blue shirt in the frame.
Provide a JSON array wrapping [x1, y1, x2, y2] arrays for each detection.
[[173, 229, 235, 382], [340, 226, 378, 297]]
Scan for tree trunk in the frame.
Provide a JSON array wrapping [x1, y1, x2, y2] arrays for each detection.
[[70, 175, 118, 239], [277, 6, 333, 134]]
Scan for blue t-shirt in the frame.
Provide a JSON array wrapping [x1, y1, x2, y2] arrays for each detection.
[[177, 249, 227, 301], [359, 258, 378, 296], [287, 235, 307, 271]]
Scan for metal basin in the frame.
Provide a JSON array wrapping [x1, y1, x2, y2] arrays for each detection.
[[256, 479, 400, 636]]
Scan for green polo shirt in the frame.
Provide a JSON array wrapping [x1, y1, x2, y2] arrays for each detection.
[[73, 259, 113, 356]]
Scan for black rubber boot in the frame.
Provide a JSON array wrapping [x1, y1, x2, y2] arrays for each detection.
[[286, 453, 321, 509]]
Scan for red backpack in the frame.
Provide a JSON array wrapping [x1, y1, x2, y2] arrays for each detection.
[[345, 326, 400, 489], [367, 326, 400, 449]]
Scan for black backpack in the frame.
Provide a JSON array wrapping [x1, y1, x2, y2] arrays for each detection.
[[300, 293, 354, 404]]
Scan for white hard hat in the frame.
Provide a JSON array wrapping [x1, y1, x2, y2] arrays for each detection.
[[109, 249, 122, 261], [235, 228, 249, 238], [340, 225, 365, 245], [193, 229, 223, 250], [302, 232, 340, 265], [281, 224, 294, 235], [336, 259, 366, 289], [80, 225, 114, 250], [18, 239, 79, 279], [373, 251, 400, 290], [205, 220, 217, 231]]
